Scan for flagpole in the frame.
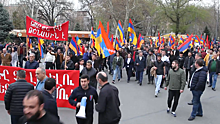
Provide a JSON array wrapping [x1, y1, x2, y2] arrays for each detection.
[[26, 35, 29, 60], [64, 40, 69, 70]]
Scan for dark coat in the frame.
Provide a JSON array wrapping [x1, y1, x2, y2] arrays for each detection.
[[95, 83, 121, 124], [135, 56, 146, 72], [81, 67, 98, 89], [42, 90, 59, 120], [184, 56, 194, 69], [4, 79, 34, 115], [61, 60, 74, 70], [69, 86, 98, 117], [124, 58, 134, 70], [190, 67, 207, 91], [24, 60, 39, 69]]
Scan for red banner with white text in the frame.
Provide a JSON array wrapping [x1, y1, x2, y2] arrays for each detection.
[[0, 66, 79, 109], [26, 16, 69, 41]]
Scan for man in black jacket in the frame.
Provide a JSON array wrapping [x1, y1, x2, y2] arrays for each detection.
[[188, 59, 207, 121], [18, 90, 62, 124], [69, 74, 98, 124], [42, 78, 59, 120], [135, 51, 146, 86], [61, 54, 74, 70], [96, 72, 121, 124], [184, 51, 195, 83], [4, 70, 34, 124], [81, 60, 98, 89]]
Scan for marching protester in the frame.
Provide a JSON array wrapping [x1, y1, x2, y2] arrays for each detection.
[[50, 48, 64, 69], [124, 53, 134, 83], [165, 60, 186, 117], [35, 67, 48, 91], [188, 52, 205, 105], [45, 48, 55, 69], [112, 51, 124, 84], [1, 48, 12, 66], [4, 70, 34, 124], [61, 54, 74, 70], [135, 51, 146, 86], [17, 43, 25, 67], [96, 72, 121, 124], [184, 51, 195, 86], [42, 78, 59, 120], [153, 53, 166, 97], [146, 50, 156, 84], [18, 90, 62, 124], [188, 59, 207, 121], [69, 74, 98, 124], [81, 60, 98, 89], [207, 52, 220, 91], [24, 53, 39, 69], [11, 47, 18, 67], [177, 52, 185, 69], [161, 50, 170, 88]]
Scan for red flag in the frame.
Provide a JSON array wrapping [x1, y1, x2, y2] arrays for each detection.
[[206, 35, 210, 49], [158, 31, 161, 45], [137, 34, 141, 48]]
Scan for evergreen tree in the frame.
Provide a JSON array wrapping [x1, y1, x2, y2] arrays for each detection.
[[203, 26, 211, 41], [74, 23, 81, 31], [0, 3, 13, 42]]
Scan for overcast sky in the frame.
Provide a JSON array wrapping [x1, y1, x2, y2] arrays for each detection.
[[2, 0, 217, 8]]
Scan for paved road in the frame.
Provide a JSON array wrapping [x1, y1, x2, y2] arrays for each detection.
[[0, 69, 220, 124]]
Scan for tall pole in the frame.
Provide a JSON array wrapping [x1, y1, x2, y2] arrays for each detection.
[[216, 0, 219, 39]]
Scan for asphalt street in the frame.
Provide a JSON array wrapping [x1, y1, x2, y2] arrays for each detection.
[[0, 69, 220, 124]]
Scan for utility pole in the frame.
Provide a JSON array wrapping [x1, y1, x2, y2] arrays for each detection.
[[216, 0, 219, 39]]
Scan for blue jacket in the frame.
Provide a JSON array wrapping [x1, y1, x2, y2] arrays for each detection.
[[135, 56, 146, 72], [190, 67, 207, 91], [42, 90, 59, 120], [83, 52, 91, 63], [24, 60, 39, 69]]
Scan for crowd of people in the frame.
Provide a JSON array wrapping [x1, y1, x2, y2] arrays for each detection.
[[1, 39, 220, 123]]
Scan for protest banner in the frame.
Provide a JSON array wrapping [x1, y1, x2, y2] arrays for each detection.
[[26, 16, 69, 41], [0, 66, 79, 109]]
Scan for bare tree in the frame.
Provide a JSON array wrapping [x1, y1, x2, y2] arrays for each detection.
[[20, 0, 74, 26]]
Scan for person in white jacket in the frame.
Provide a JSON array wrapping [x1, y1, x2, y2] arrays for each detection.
[[11, 47, 18, 67], [45, 48, 55, 69]]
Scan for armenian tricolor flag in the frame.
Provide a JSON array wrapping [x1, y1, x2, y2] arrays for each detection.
[[69, 36, 80, 55], [95, 21, 115, 58], [90, 27, 96, 48], [128, 19, 137, 46], [37, 38, 44, 58]]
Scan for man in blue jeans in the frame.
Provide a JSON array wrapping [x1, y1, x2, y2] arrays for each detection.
[[188, 59, 207, 121], [207, 52, 220, 91], [135, 51, 146, 86]]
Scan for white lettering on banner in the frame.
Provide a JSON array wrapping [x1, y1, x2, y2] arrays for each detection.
[[45, 32, 50, 38], [30, 21, 42, 29], [0, 70, 10, 82], [13, 70, 17, 81], [57, 88, 68, 100], [50, 34, 54, 38], [0, 83, 9, 93], [54, 33, 59, 39], [62, 32, 65, 40], [63, 74, 74, 86], [49, 73, 59, 84], [57, 25, 62, 31], [29, 72, 36, 85]]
